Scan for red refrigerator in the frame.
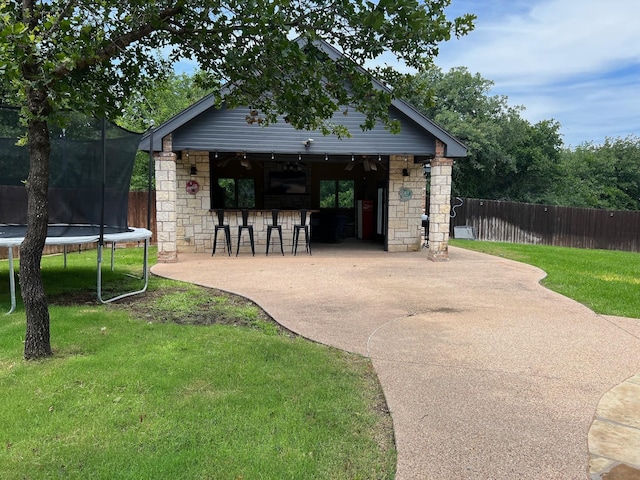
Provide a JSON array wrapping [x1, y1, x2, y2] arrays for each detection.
[[357, 200, 374, 240]]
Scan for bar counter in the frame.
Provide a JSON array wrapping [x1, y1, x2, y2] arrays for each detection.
[[208, 209, 314, 253]]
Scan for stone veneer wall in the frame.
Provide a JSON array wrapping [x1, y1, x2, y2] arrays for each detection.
[[155, 136, 178, 263], [154, 139, 454, 261], [175, 150, 212, 254], [157, 149, 314, 257], [386, 154, 424, 252], [428, 140, 453, 261]]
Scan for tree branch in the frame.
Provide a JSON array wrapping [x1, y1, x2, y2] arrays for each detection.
[[52, 3, 185, 78]]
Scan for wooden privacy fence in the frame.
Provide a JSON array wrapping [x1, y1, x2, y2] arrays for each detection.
[[450, 198, 640, 252], [0, 191, 156, 260], [128, 191, 156, 239]]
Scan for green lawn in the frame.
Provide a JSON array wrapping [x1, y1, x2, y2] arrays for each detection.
[[0, 247, 395, 479], [450, 239, 640, 319]]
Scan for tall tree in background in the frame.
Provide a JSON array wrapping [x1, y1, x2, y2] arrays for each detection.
[[118, 72, 211, 190], [0, 0, 474, 359], [406, 66, 563, 202], [557, 137, 640, 210]]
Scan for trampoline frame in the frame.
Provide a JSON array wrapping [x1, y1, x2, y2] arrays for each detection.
[[1, 113, 156, 316], [2, 227, 152, 314]]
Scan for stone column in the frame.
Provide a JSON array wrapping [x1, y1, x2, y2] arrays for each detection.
[[428, 140, 453, 261], [155, 135, 178, 263], [387, 154, 424, 252], [176, 150, 212, 254]]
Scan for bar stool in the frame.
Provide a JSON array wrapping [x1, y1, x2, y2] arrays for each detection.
[[212, 209, 231, 256], [266, 209, 284, 256], [292, 209, 311, 256], [236, 209, 255, 256]]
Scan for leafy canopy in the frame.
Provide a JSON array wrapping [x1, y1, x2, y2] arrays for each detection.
[[1, 0, 475, 132], [2, 0, 475, 360], [557, 137, 640, 210], [406, 65, 563, 203]]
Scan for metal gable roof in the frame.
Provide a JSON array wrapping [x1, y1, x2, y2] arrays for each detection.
[[139, 40, 467, 158]]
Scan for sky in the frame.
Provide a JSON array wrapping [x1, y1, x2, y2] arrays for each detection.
[[172, 0, 640, 148], [433, 0, 640, 147]]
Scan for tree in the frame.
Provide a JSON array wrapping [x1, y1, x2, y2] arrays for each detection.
[[556, 137, 640, 210], [405, 66, 563, 202], [118, 72, 212, 190], [0, 0, 474, 359]]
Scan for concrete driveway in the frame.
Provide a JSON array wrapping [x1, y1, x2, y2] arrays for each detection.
[[151, 243, 640, 479]]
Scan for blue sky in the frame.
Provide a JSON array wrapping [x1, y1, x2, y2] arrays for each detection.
[[173, 0, 639, 148], [434, 0, 640, 147]]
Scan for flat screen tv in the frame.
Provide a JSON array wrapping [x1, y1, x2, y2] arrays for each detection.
[[269, 171, 306, 194]]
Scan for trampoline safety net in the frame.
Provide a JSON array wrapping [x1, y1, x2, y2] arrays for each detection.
[[0, 107, 143, 237]]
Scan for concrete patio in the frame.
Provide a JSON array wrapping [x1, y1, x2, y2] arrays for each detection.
[[151, 243, 640, 479]]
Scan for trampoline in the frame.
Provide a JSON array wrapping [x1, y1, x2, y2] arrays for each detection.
[[0, 107, 152, 314], [1, 225, 151, 314]]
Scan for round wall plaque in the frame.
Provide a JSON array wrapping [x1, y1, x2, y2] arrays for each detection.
[[186, 180, 199, 194], [399, 187, 413, 202]]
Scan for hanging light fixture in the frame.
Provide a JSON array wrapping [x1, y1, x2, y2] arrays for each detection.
[[240, 152, 251, 169], [187, 151, 198, 175]]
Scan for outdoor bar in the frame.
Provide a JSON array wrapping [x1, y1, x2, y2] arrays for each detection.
[[142, 40, 468, 262]]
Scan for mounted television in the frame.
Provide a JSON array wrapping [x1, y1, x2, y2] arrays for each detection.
[[269, 171, 307, 194]]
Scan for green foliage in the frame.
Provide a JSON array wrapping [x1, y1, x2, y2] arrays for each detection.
[[2, 0, 475, 358], [555, 137, 640, 210], [0, 0, 475, 131], [405, 66, 564, 203], [118, 72, 212, 190], [451, 240, 640, 318], [215, 178, 255, 208], [320, 179, 354, 208], [118, 72, 212, 132], [338, 180, 355, 208], [320, 180, 336, 208], [406, 66, 640, 210]]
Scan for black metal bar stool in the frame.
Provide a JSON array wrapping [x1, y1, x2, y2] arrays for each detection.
[[266, 209, 284, 256], [292, 209, 311, 256], [236, 209, 255, 256], [212, 209, 231, 256]]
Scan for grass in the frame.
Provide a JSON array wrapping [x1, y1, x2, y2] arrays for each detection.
[[450, 239, 640, 319], [0, 247, 395, 479]]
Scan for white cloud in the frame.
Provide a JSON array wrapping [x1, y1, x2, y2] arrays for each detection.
[[435, 0, 640, 145], [440, 0, 640, 84]]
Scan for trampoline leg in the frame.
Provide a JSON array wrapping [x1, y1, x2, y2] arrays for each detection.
[[97, 239, 149, 305], [6, 247, 16, 314]]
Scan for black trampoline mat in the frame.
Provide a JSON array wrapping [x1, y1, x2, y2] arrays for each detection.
[[0, 224, 130, 239]]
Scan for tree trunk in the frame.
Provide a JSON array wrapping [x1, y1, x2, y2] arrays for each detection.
[[21, 90, 53, 360]]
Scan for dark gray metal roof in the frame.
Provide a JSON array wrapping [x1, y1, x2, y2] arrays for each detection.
[[139, 40, 467, 158]]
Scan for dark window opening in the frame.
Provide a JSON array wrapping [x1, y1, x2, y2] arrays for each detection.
[[213, 178, 255, 208], [319, 179, 354, 209]]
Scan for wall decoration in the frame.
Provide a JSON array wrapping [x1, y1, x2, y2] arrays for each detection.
[[186, 180, 199, 195], [399, 187, 412, 202]]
